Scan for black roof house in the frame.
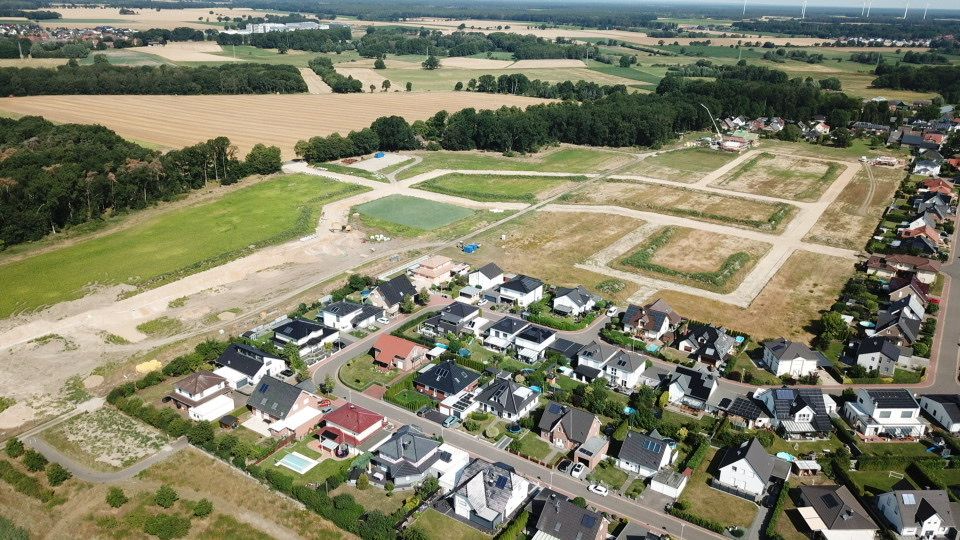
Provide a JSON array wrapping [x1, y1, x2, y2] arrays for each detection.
[[475, 262, 503, 279], [415, 360, 480, 396], [532, 490, 605, 540], [618, 431, 669, 472], [500, 275, 543, 295], [537, 402, 596, 445], [215, 343, 276, 378], [477, 378, 536, 416], [246, 375, 303, 420], [375, 274, 417, 307]]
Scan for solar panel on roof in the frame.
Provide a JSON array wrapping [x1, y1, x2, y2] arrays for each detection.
[[644, 439, 663, 453], [902, 493, 916, 505], [258, 383, 269, 393], [548, 403, 565, 414], [495, 475, 508, 489], [822, 494, 840, 508], [581, 515, 597, 528]]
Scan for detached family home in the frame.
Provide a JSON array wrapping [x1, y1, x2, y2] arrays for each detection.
[[573, 340, 645, 389], [877, 490, 956, 538], [321, 301, 383, 331], [874, 299, 924, 346], [498, 275, 544, 307], [676, 325, 737, 367], [616, 431, 676, 478], [213, 343, 285, 390], [797, 484, 878, 540], [537, 402, 606, 468], [753, 387, 836, 440], [666, 366, 718, 410], [855, 336, 912, 376], [318, 403, 385, 455], [484, 316, 529, 351], [273, 318, 339, 356], [865, 254, 941, 284], [918, 394, 960, 433], [761, 338, 824, 377], [246, 375, 325, 439], [715, 438, 790, 501], [368, 424, 467, 489], [531, 490, 608, 540], [421, 301, 480, 338], [414, 360, 480, 400], [371, 335, 427, 371], [514, 325, 557, 362], [475, 378, 538, 421], [468, 262, 504, 291], [912, 160, 942, 177], [552, 285, 597, 317], [843, 389, 926, 439], [410, 255, 461, 288], [165, 371, 234, 422], [368, 274, 417, 314], [621, 299, 682, 341], [452, 460, 532, 529]]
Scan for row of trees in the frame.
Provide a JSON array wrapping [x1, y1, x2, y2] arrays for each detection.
[[0, 59, 308, 95], [457, 73, 627, 101], [294, 116, 417, 162], [355, 27, 599, 60], [307, 56, 362, 93], [872, 64, 960, 103], [217, 26, 352, 52], [0, 116, 281, 248], [731, 18, 959, 41]]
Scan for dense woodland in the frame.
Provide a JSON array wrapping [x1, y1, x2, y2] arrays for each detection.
[[0, 116, 282, 248], [355, 27, 598, 60], [0, 60, 307, 95], [732, 18, 960, 41], [458, 73, 627, 101], [872, 64, 960, 103], [307, 56, 362, 93], [216, 26, 351, 52]]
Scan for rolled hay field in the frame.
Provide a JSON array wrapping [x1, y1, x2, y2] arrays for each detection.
[[0, 92, 550, 158]]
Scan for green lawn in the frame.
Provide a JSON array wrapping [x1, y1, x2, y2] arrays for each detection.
[[412, 509, 491, 540], [396, 147, 624, 180], [414, 173, 582, 203], [0, 174, 366, 318], [848, 470, 915, 496], [513, 432, 553, 461], [587, 459, 628, 490], [860, 442, 931, 457], [353, 194, 474, 235], [384, 371, 437, 412], [316, 162, 388, 182], [679, 447, 758, 529], [625, 478, 646, 499], [339, 354, 399, 391], [767, 433, 844, 456], [625, 147, 739, 182], [727, 348, 781, 386], [268, 439, 354, 487]]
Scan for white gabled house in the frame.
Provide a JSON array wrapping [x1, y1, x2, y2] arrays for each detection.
[[877, 490, 956, 538], [321, 301, 382, 331], [498, 275, 544, 307], [761, 338, 824, 377], [918, 395, 960, 433], [468, 262, 504, 291], [484, 316, 529, 352], [616, 431, 676, 478], [573, 340, 645, 389], [273, 318, 339, 356], [513, 325, 556, 362], [843, 389, 926, 439], [552, 285, 597, 317], [212, 344, 285, 390], [715, 438, 790, 501]]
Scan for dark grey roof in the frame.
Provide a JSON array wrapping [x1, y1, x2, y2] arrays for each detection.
[[866, 389, 919, 409], [876, 309, 922, 343], [921, 394, 960, 423], [574, 364, 602, 380], [856, 337, 903, 361], [441, 301, 479, 322], [670, 366, 716, 401], [622, 304, 643, 327], [517, 325, 555, 344], [800, 485, 877, 531], [764, 338, 822, 362], [476, 262, 503, 279], [606, 349, 645, 373], [375, 274, 417, 307], [537, 402, 597, 445], [275, 318, 328, 341], [501, 274, 543, 295], [489, 316, 528, 335], [766, 388, 834, 432], [717, 438, 775, 482], [555, 285, 594, 308], [618, 431, 669, 471], [246, 375, 302, 419], [548, 338, 583, 360], [726, 397, 764, 421], [374, 424, 439, 463], [415, 360, 480, 395], [323, 301, 363, 316], [477, 379, 536, 415], [357, 304, 384, 322], [888, 490, 956, 528], [216, 344, 274, 378], [684, 325, 737, 361], [615, 522, 661, 540], [533, 490, 605, 540]]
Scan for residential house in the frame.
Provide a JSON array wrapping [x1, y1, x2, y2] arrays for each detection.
[[614, 523, 664, 540], [452, 460, 532, 529], [531, 490, 608, 540], [874, 299, 924, 346], [273, 318, 339, 356], [475, 378, 538, 421], [918, 395, 960, 433], [498, 275, 544, 307], [650, 468, 689, 499], [514, 325, 557, 362], [852, 121, 891, 135], [715, 438, 790, 501], [552, 285, 597, 317], [797, 485, 878, 540], [621, 299, 683, 342], [901, 234, 940, 256], [414, 360, 480, 400], [888, 276, 930, 304], [468, 262, 504, 291], [666, 366, 718, 410], [721, 396, 769, 429], [484, 316, 529, 351], [616, 431, 676, 478], [905, 213, 942, 233], [212, 343, 285, 390], [432, 443, 472, 494], [318, 403, 385, 455], [246, 375, 325, 439], [676, 325, 737, 368], [843, 389, 926, 438], [573, 340, 645, 389], [865, 254, 941, 284], [368, 274, 417, 314], [321, 301, 383, 331], [753, 387, 836, 439], [900, 225, 943, 247], [912, 160, 942, 177], [537, 402, 601, 452], [855, 337, 912, 376], [761, 338, 824, 378], [921, 177, 955, 198], [915, 192, 953, 216], [877, 490, 956, 538], [420, 301, 480, 338], [369, 424, 441, 488], [410, 255, 459, 288], [164, 371, 234, 422], [547, 338, 584, 364], [371, 335, 428, 371]]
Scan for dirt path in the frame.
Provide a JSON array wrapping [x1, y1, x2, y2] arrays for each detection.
[[298, 67, 332, 94], [857, 163, 876, 216]]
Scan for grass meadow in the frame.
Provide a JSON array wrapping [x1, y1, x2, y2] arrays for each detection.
[[353, 195, 474, 236], [414, 173, 584, 203], [0, 174, 365, 318]]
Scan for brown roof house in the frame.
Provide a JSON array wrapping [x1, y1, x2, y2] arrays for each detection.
[[621, 299, 683, 342], [865, 254, 941, 284], [537, 401, 605, 467], [165, 371, 235, 422], [371, 334, 428, 372], [246, 376, 325, 439]]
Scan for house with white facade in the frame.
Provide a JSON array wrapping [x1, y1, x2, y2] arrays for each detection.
[[573, 340, 645, 389], [452, 460, 533, 529], [245, 375, 325, 439], [552, 285, 597, 317], [665, 366, 717, 410], [273, 318, 339, 356], [513, 325, 556, 362], [616, 431, 676, 478], [468, 262, 504, 291], [918, 395, 960, 433], [877, 490, 956, 538], [368, 425, 443, 489], [621, 299, 683, 341], [369, 274, 418, 314], [843, 389, 927, 439], [165, 371, 234, 422], [321, 301, 383, 331], [855, 337, 912, 377], [797, 485, 878, 540], [715, 438, 790, 501], [212, 344, 285, 390], [650, 469, 689, 499], [498, 275, 544, 307], [761, 338, 824, 377], [484, 316, 529, 352], [753, 387, 836, 439], [475, 378, 538, 421]]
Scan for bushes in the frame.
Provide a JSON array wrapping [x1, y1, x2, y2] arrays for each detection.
[[666, 505, 725, 533], [192, 498, 213, 518], [46, 463, 72, 486], [107, 487, 129, 508], [144, 514, 191, 540], [764, 484, 791, 540], [496, 510, 529, 540], [4, 438, 23, 458], [857, 454, 941, 471], [21, 450, 47, 472], [527, 311, 597, 331], [0, 460, 54, 502], [154, 485, 179, 508], [682, 437, 710, 470]]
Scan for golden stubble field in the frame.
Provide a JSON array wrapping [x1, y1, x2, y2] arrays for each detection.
[[0, 92, 549, 157], [41, 6, 284, 29]]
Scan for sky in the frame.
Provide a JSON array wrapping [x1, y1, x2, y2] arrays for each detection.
[[602, 0, 958, 12]]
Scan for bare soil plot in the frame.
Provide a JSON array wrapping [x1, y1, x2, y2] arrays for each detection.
[[0, 93, 549, 158], [0, 58, 68, 68], [127, 41, 238, 62], [438, 211, 642, 304], [613, 226, 770, 293], [334, 67, 387, 89], [439, 57, 513, 69], [712, 152, 843, 202], [298, 67, 332, 94], [804, 165, 903, 250], [509, 59, 588, 68], [41, 408, 169, 471], [624, 147, 740, 182], [565, 179, 794, 232], [654, 250, 855, 341]]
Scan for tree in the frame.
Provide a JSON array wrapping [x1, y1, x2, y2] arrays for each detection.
[[193, 498, 213, 517], [832, 127, 853, 148], [416, 287, 430, 305], [385, 481, 394, 497], [4, 438, 23, 458], [283, 342, 308, 380], [381, 79, 391, 92], [422, 54, 440, 70], [370, 116, 419, 151], [571, 496, 587, 508], [356, 472, 370, 490], [405, 81, 412, 91], [369, 84, 376, 93], [819, 77, 842, 90], [657, 391, 670, 408], [454, 81, 463, 91], [22, 449, 47, 472], [400, 294, 415, 314], [612, 420, 630, 442], [107, 487, 129, 508], [244, 143, 282, 175], [46, 463, 72, 486], [777, 124, 802, 142], [154, 485, 179, 508], [373, 57, 386, 69], [618, 55, 634, 67], [820, 311, 850, 342]]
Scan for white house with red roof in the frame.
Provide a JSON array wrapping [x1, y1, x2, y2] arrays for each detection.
[[318, 403, 385, 455]]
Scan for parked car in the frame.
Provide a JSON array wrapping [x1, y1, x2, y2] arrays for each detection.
[[279, 369, 295, 378], [570, 462, 586, 479], [416, 406, 430, 417], [477, 299, 488, 306], [588, 484, 609, 496], [376, 316, 391, 324], [442, 415, 460, 428], [556, 459, 572, 474], [606, 305, 619, 317]]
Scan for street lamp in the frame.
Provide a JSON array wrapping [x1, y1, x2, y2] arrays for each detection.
[[680, 522, 685, 540]]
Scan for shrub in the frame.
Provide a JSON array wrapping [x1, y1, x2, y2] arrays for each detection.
[[0, 460, 54, 502], [143, 514, 191, 540], [484, 426, 500, 439], [107, 487, 129, 508], [0, 516, 28, 540], [4, 438, 24, 458], [666, 506, 725, 533], [154, 485, 179, 508], [22, 450, 47, 472], [46, 463, 72, 486], [356, 472, 370, 490], [193, 498, 213, 518], [496, 510, 529, 540], [571, 496, 587, 508]]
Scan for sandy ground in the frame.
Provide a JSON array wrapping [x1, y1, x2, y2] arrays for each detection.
[[40, 6, 285, 30], [0, 93, 550, 158], [298, 67, 332, 94], [647, 227, 770, 273], [334, 67, 388, 90], [438, 58, 587, 69], [348, 153, 411, 172], [0, 58, 68, 68], [509, 59, 587, 68], [126, 41, 237, 62]]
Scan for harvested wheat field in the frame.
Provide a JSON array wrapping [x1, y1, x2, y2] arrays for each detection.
[[509, 59, 587, 68], [712, 152, 844, 202], [440, 57, 514, 69], [335, 67, 388, 89], [0, 93, 549, 157], [127, 41, 239, 62], [299, 68, 332, 94], [0, 58, 68, 68], [43, 6, 282, 29]]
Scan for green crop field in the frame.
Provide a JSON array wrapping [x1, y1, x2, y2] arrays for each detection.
[[625, 147, 739, 182], [0, 174, 366, 318], [414, 173, 583, 203], [397, 147, 623, 179], [354, 195, 474, 234]]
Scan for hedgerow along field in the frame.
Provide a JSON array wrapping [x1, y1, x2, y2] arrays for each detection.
[[0, 174, 366, 318], [354, 195, 474, 235], [414, 173, 586, 203]]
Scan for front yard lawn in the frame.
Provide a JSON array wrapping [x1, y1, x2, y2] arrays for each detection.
[[587, 459, 628, 490], [339, 354, 399, 391], [625, 478, 646, 499], [384, 371, 436, 412], [413, 509, 491, 540], [679, 447, 758, 529], [513, 432, 553, 461]]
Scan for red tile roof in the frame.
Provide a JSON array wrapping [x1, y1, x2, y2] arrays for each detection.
[[371, 335, 426, 367], [322, 403, 383, 435]]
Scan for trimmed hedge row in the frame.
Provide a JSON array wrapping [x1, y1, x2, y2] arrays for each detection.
[[856, 454, 941, 471], [496, 510, 530, 540], [764, 483, 791, 540], [682, 437, 711, 471]]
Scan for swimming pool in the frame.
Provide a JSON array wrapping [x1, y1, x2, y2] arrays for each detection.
[[277, 451, 319, 474]]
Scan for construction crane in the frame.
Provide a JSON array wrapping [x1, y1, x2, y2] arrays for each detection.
[[700, 103, 723, 144]]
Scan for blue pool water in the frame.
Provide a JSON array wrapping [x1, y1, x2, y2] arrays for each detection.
[[624, 406, 637, 415], [645, 344, 661, 353], [277, 452, 317, 474], [775, 451, 797, 462]]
